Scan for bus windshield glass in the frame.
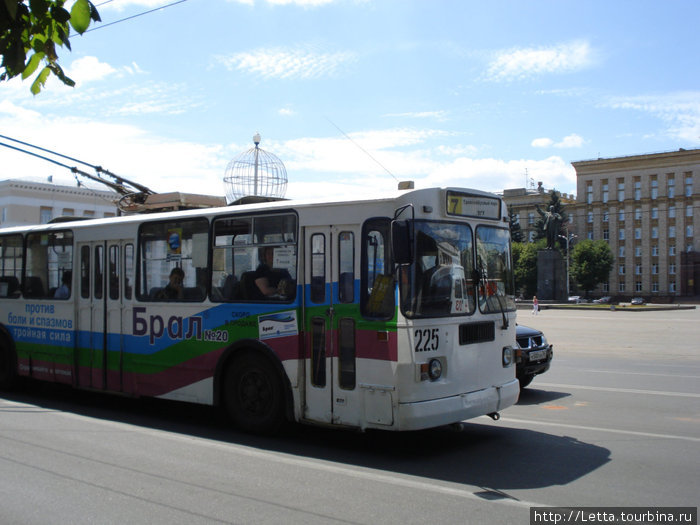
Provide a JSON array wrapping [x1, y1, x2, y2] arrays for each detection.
[[475, 225, 516, 313], [400, 221, 475, 318]]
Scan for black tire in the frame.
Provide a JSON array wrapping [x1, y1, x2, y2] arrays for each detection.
[[518, 374, 534, 389], [223, 352, 284, 434], [0, 334, 18, 390]]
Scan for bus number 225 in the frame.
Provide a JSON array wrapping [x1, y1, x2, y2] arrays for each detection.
[[414, 328, 439, 352]]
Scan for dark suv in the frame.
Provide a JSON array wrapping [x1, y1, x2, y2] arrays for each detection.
[[515, 324, 553, 388]]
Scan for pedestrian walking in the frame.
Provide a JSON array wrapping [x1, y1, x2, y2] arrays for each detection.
[[532, 296, 539, 315]]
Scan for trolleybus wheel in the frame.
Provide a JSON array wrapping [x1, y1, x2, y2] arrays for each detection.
[[0, 335, 17, 390], [224, 352, 284, 434]]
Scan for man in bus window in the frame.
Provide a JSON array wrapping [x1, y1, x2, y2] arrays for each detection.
[[157, 267, 184, 300], [255, 247, 291, 298], [54, 271, 72, 299]]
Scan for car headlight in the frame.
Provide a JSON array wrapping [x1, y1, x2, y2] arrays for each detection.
[[502, 346, 514, 367]]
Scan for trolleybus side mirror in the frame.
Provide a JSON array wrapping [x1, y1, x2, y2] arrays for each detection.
[[391, 220, 413, 265]]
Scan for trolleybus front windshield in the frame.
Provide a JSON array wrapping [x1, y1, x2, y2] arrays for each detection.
[[400, 221, 514, 318]]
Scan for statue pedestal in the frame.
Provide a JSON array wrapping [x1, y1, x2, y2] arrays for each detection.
[[537, 250, 567, 301]]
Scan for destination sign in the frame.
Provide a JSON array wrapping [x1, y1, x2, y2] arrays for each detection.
[[446, 191, 501, 219]]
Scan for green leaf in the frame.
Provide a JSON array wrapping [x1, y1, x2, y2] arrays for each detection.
[[69, 0, 91, 34], [49, 63, 75, 87], [21, 51, 45, 80], [88, 1, 101, 22], [29, 0, 49, 17], [50, 5, 72, 25], [30, 66, 51, 95]]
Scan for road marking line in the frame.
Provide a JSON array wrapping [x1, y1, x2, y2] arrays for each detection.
[[535, 382, 700, 398], [503, 417, 700, 443]]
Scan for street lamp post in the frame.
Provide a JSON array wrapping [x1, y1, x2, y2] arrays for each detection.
[[559, 228, 577, 299]]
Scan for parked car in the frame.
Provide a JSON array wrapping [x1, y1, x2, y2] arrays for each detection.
[[593, 296, 611, 304], [515, 324, 553, 389], [631, 297, 645, 305], [568, 295, 580, 303]]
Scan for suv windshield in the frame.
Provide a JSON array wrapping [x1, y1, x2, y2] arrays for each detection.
[[400, 221, 515, 318]]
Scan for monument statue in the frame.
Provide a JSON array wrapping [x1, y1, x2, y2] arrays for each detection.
[[536, 205, 562, 250]]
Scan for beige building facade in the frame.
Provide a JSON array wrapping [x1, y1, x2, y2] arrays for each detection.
[[0, 179, 119, 228], [571, 148, 699, 300]]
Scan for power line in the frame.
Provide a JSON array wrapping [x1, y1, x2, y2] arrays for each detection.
[[85, 0, 191, 33]]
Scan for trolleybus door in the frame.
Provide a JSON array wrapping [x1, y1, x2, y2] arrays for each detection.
[[77, 241, 127, 391], [303, 226, 360, 426]]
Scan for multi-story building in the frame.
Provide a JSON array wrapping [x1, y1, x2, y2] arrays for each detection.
[[501, 181, 576, 242], [571, 148, 699, 300], [0, 179, 119, 228]]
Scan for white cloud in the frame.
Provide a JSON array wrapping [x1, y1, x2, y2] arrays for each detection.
[[484, 40, 594, 82], [607, 91, 700, 144], [66, 56, 116, 84], [384, 110, 450, 121], [531, 137, 554, 148], [531, 134, 585, 149], [278, 107, 297, 116], [226, 0, 337, 5], [215, 46, 357, 79]]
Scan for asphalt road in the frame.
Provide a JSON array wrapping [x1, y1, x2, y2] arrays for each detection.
[[1, 308, 698, 524]]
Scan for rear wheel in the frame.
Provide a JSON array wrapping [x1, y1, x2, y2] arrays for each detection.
[[0, 335, 18, 390], [224, 352, 284, 434]]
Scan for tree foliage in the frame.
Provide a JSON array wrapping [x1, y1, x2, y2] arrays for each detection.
[[570, 239, 614, 295], [533, 190, 569, 250], [512, 239, 545, 298], [0, 0, 100, 94], [508, 205, 524, 243]]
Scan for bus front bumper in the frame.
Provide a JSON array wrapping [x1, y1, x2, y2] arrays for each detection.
[[396, 378, 520, 431]]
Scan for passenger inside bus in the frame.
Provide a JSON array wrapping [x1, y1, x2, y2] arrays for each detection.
[[54, 271, 72, 299], [156, 267, 185, 300], [254, 247, 292, 299]]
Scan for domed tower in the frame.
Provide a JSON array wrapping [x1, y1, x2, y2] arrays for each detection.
[[223, 133, 288, 204]]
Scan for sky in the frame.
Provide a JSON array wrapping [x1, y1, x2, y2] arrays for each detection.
[[1, 0, 699, 203]]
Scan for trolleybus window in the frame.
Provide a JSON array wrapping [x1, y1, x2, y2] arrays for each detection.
[[401, 221, 474, 318], [475, 226, 515, 313], [338, 231, 354, 303], [137, 218, 209, 302], [361, 218, 394, 319], [211, 213, 297, 302], [0, 234, 22, 298], [25, 230, 73, 299]]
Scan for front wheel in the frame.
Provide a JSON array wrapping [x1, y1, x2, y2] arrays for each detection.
[[518, 374, 534, 389], [0, 335, 18, 390], [224, 352, 284, 434]]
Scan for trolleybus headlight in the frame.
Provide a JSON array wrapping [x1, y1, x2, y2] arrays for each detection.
[[428, 358, 443, 381], [502, 346, 514, 367]]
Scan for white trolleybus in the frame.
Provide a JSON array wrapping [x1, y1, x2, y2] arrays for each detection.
[[0, 187, 519, 433]]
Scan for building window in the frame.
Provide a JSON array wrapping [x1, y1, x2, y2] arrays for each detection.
[[603, 282, 610, 293], [40, 206, 53, 224], [635, 281, 642, 292], [587, 184, 593, 204], [670, 281, 676, 293], [667, 176, 675, 198], [651, 245, 658, 256], [634, 180, 641, 201], [687, 225, 694, 237], [528, 212, 535, 225], [651, 207, 658, 219], [587, 211, 593, 223], [688, 243, 694, 252], [635, 264, 642, 275], [652, 264, 658, 275], [514, 213, 520, 224], [618, 230, 625, 240], [83, 210, 95, 218], [619, 264, 625, 275], [685, 174, 693, 197], [635, 246, 642, 257], [618, 209, 625, 222], [669, 245, 676, 256], [603, 229, 609, 241], [650, 227, 657, 239], [669, 226, 675, 238], [634, 228, 641, 240], [617, 181, 625, 202], [669, 264, 676, 275], [619, 246, 625, 257], [603, 211, 609, 222], [587, 231, 594, 240], [62, 208, 75, 217], [619, 281, 625, 292], [687, 205, 693, 218], [669, 206, 676, 218], [652, 282, 659, 293], [602, 183, 609, 203], [651, 177, 658, 200], [635, 208, 642, 220]]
